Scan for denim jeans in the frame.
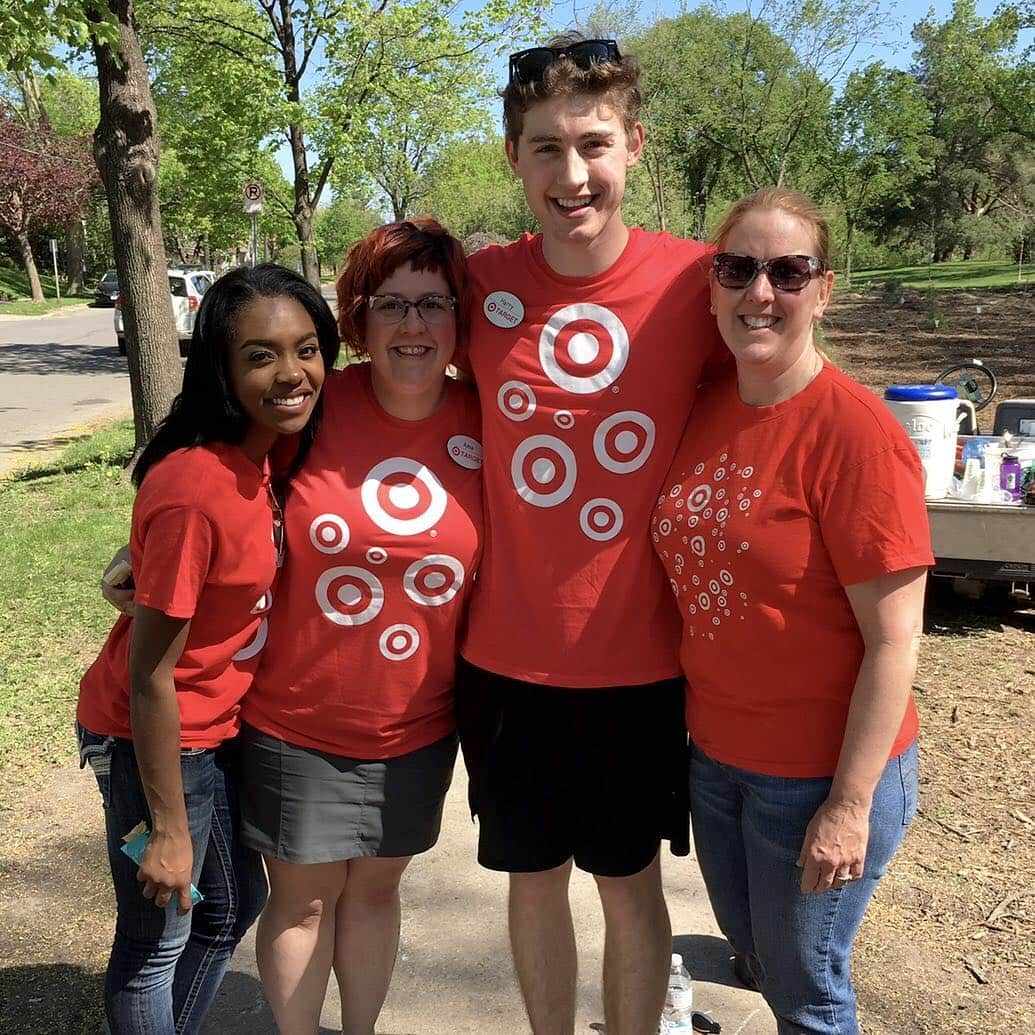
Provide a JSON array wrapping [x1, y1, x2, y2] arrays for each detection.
[[77, 724, 268, 1035], [689, 739, 918, 1035]]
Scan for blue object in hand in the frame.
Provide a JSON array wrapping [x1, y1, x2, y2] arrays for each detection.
[[121, 829, 204, 906]]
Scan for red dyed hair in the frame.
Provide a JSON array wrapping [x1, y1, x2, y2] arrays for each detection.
[[336, 217, 471, 358]]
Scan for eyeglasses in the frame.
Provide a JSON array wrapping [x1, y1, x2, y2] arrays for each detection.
[[508, 39, 622, 86], [713, 253, 827, 293], [366, 294, 457, 326]]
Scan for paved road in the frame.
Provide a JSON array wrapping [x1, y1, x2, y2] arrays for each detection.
[[0, 304, 133, 475]]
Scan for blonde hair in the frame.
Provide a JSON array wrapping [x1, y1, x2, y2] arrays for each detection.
[[712, 188, 831, 267]]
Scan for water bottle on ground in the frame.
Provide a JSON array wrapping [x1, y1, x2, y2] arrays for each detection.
[[662, 952, 694, 1032]]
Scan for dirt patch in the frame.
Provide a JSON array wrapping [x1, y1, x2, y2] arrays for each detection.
[[826, 285, 1035, 1035], [1, 285, 1033, 1034]]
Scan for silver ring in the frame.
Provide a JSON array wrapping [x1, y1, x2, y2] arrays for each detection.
[[835, 873, 857, 882]]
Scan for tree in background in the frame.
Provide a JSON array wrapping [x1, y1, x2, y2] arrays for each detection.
[[422, 135, 534, 241], [818, 63, 932, 283], [0, 107, 95, 301], [315, 195, 380, 270], [907, 0, 1034, 260]]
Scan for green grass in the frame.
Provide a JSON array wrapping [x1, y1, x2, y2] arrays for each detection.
[[849, 259, 1034, 292], [0, 422, 135, 776], [0, 263, 92, 314]]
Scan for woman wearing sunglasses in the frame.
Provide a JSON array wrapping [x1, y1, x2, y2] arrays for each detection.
[[236, 218, 482, 1035], [651, 189, 932, 1035]]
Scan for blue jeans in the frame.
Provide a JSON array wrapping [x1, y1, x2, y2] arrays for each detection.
[[78, 724, 268, 1035], [689, 739, 918, 1035]]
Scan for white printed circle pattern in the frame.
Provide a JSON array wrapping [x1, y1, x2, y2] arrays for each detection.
[[361, 458, 447, 535], [379, 624, 420, 662], [593, 411, 656, 474], [310, 513, 350, 554], [498, 380, 536, 422], [579, 498, 624, 542], [315, 567, 384, 627], [538, 304, 630, 395], [403, 554, 465, 607], [511, 435, 577, 508], [232, 618, 268, 661]]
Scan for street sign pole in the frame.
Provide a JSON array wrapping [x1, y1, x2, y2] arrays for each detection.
[[49, 238, 60, 299], [242, 181, 264, 268]]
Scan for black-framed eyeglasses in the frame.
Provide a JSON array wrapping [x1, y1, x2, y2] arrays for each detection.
[[508, 39, 622, 86], [366, 294, 457, 326], [713, 253, 827, 293]]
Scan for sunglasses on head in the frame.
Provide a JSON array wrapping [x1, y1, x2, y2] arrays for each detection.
[[508, 39, 622, 86], [713, 253, 826, 293]]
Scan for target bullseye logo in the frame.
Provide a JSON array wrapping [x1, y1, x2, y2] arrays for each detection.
[[687, 484, 712, 512], [539, 304, 629, 394], [554, 410, 575, 430], [498, 380, 536, 422], [310, 513, 350, 554], [315, 567, 384, 626], [233, 617, 269, 661], [362, 457, 447, 535], [379, 624, 420, 662], [404, 554, 465, 607], [366, 547, 388, 565], [579, 497, 623, 542], [512, 435, 577, 508], [593, 411, 655, 474]]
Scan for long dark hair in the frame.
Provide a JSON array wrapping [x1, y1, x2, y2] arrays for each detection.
[[133, 264, 340, 487]]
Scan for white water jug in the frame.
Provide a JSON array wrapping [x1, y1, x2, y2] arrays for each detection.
[[883, 385, 975, 500]]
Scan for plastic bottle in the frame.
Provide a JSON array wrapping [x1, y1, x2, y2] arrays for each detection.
[[1000, 453, 1022, 502], [662, 953, 694, 1032]]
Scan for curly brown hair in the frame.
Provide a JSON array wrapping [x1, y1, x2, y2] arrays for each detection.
[[502, 32, 642, 147]]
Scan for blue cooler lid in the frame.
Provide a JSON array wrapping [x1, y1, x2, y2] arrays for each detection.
[[884, 384, 959, 401]]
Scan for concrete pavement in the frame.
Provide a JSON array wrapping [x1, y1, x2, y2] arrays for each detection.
[[205, 765, 777, 1035], [0, 304, 132, 476]]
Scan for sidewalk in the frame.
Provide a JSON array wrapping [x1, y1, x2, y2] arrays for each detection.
[[205, 766, 777, 1035]]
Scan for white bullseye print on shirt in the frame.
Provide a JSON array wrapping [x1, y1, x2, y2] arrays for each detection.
[[579, 498, 624, 542], [310, 513, 351, 554], [315, 566, 385, 627], [498, 380, 536, 422], [361, 457, 447, 535], [378, 623, 420, 662], [233, 617, 269, 661], [593, 411, 656, 474], [403, 555, 465, 606], [511, 435, 577, 508], [538, 304, 630, 395]]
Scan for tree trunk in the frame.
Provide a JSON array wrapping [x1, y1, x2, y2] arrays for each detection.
[[91, 0, 182, 462], [844, 219, 854, 287], [14, 228, 45, 302], [65, 219, 86, 295]]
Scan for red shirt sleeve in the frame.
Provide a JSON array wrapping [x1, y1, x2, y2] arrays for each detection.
[[134, 505, 216, 619], [817, 445, 934, 587]]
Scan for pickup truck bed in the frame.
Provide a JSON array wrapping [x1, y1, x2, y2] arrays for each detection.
[[927, 500, 1035, 583]]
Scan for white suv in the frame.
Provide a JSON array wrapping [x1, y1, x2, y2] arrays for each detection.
[[115, 268, 217, 356]]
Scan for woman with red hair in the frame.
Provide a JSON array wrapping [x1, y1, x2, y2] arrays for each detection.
[[238, 218, 482, 1034]]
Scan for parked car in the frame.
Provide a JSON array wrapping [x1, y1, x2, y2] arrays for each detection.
[[115, 269, 217, 356], [93, 270, 120, 307]]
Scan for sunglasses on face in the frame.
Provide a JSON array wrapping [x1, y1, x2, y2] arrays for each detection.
[[713, 253, 827, 293], [508, 39, 622, 86]]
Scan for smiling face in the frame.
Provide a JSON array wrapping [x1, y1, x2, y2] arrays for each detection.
[[506, 93, 644, 276], [229, 294, 326, 463], [710, 207, 834, 376], [364, 263, 457, 418]]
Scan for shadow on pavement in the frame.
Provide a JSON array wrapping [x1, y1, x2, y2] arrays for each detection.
[[0, 963, 105, 1035], [0, 342, 126, 376], [672, 932, 742, 988]]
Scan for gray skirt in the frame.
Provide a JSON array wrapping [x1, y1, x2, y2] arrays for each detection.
[[238, 723, 457, 864]]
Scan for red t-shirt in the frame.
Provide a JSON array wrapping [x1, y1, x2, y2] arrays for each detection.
[[652, 364, 934, 777], [78, 442, 276, 748], [461, 229, 725, 687], [243, 364, 483, 758]]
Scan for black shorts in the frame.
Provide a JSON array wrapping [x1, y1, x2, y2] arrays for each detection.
[[455, 658, 690, 878]]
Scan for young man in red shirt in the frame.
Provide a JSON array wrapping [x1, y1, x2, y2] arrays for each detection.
[[455, 35, 724, 1035]]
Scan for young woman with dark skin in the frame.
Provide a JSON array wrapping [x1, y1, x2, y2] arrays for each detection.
[[78, 265, 339, 1035]]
